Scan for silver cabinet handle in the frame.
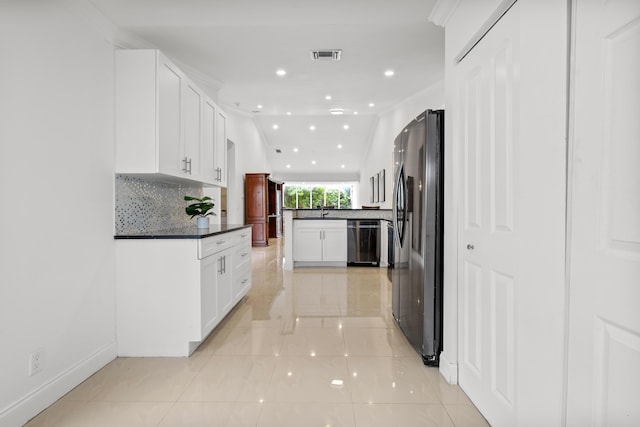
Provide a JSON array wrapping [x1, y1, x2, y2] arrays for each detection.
[[467, 244, 475, 250], [217, 256, 223, 274], [186, 158, 192, 174], [182, 156, 189, 172], [216, 240, 226, 245]]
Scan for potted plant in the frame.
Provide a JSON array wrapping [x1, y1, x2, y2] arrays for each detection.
[[184, 195, 216, 228]]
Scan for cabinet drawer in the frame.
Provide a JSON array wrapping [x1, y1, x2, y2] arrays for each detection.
[[233, 270, 252, 300], [235, 229, 252, 246], [198, 228, 252, 259], [234, 244, 251, 274], [199, 234, 234, 259]]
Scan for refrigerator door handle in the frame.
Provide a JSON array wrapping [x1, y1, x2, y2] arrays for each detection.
[[394, 165, 407, 247]]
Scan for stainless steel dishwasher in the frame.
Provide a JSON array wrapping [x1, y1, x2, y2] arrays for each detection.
[[347, 220, 380, 266]]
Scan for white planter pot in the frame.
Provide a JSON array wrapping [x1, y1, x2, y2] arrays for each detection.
[[197, 217, 210, 229]]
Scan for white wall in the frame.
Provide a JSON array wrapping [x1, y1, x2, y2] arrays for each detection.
[[359, 82, 445, 209], [225, 112, 271, 224], [0, 1, 118, 425]]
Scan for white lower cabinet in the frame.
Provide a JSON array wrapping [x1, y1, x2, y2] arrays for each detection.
[[116, 228, 252, 357], [293, 220, 347, 265]]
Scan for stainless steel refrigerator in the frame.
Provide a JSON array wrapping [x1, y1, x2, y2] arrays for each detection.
[[391, 109, 444, 366]]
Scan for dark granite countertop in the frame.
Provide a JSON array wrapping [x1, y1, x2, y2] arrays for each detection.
[[293, 217, 349, 220], [114, 224, 251, 239], [284, 208, 391, 211]]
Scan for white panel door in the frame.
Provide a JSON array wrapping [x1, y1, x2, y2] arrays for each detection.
[[457, 1, 568, 425], [457, 8, 518, 425], [566, 1, 640, 425]]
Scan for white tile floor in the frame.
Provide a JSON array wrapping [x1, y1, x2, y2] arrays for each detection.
[[26, 239, 489, 427]]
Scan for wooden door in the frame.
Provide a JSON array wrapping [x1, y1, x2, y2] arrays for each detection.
[[245, 174, 268, 246], [566, 1, 640, 425], [457, 1, 567, 425]]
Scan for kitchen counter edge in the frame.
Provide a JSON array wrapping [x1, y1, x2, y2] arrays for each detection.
[[114, 224, 252, 240]]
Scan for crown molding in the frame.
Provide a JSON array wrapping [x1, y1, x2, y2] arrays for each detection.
[[428, 0, 461, 27]]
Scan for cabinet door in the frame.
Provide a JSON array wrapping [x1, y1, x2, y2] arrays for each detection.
[[202, 98, 217, 183], [293, 226, 323, 261], [157, 57, 183, 176], [322, 227, 348, 262], [200, 254, 219, 338], [216, 251, 233, 315], [214, 109, 227, 186], [182, 79, 202, 179]]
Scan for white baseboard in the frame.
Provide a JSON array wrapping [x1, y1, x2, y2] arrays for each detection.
[[0, 342, 117, 427], [439, 351, 458, 384]]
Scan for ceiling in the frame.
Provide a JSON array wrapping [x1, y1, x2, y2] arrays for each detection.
[[89, 0, 444, 182]]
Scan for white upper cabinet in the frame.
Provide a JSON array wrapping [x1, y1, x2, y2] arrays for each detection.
[[202, 98, 217, 183], [214, 108, 227, 186], [156, 57, 183, 176], [182, 78, 203, 181], [115, 49, 227, 186]]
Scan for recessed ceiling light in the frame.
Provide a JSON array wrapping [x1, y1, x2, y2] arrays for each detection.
[[341, 164, 345, 168], [309, 125, 316, 131], [312, 160, 316, 165], [384, 69, 395, 77], [330, 108, 344, 115], [337, 144, 343, 149], [286, 164, 291, 168], [368, 103, 375, 107], [272, 124, 279, 130], [343, 124, 349, 130], [325, 95, 332, 100], [257, 104, 263, 109], [354, 111, 359, 115], [276, 69, 286, 76], [293, 147, 299, 152], [286, 111, 292, 115]]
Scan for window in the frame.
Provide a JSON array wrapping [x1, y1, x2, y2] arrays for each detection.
[[283, 183, 353, 209]]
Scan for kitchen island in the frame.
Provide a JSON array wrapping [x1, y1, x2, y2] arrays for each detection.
[[115, 224, 252, 356], [283, 209, 392, 270]]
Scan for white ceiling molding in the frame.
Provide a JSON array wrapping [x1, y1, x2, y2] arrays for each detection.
[[428, 0, 461, 27], [171, 59, 224, 101], [454, 0, 518, 62], [278, 173, 360, 183]]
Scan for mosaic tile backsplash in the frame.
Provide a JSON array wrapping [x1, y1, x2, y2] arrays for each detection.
[[115, 175, 203, 234]]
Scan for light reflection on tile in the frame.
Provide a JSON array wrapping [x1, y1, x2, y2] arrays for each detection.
[[29, 238, 487, 427]]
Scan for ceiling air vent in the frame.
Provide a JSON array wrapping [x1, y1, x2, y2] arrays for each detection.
[[310, 49, 342, 61]]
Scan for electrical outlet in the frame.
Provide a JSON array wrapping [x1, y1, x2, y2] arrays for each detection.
[[28, 349, 44, 376]]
